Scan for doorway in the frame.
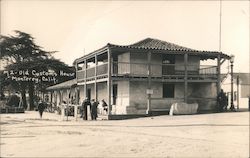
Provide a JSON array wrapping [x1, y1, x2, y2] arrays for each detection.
[[112, 84, 117, 105], [87, 88, 91, 100]]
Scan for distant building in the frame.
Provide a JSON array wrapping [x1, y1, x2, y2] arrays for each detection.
[[222, 73, 250, 109]]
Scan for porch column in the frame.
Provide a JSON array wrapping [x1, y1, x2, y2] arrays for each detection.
[[84, 59, 87, 99], [66, 89, 70, 121], [107, 48, 112, 116], [94, 54, 98, 101], [184, 53, 188, 102], [146, 51, 152, 115], [217, 55, 221, 94], [50, 91, 53, 103], [74, 87, 78, 121]]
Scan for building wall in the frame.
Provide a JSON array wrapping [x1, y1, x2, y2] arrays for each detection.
[[112, 80, 130, 114], [175, 55, 200, 72], [222, 76, 249, 109], [120, 53, 200, 76], [78, 85, 85, 103], [151, 54, 162, 77], [130, 53, 162, 77], [125, 81, 217, 114], [130, 53, 147, 75], [188, 83, 217, 111], [118, 52, 130, 74], [97, 82, 108, 103]]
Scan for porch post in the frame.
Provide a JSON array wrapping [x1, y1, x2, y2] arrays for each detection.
[[107, 48, 112, 116], [184, 53, 188, 103], [217, 54, 221, 95], [146, 51, 152, 115], [66, 89, 69, 121], [84, 59, 87, 99], [50, 91, 53, 103], [74, 87, 78, 121], [95, 54, 98, 101]]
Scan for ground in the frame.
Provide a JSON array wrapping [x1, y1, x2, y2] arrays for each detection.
[[0, 111, 249, 158]]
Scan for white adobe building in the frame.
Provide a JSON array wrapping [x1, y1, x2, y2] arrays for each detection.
[[221, 73, 250, 109]]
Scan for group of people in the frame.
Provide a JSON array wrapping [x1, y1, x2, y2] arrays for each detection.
[[80, 98, 108, 120], [217, 89, 228, 112]]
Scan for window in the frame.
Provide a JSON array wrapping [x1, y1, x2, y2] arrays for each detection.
[[163, 84, 174, 98], [162, 55, 175, 75], [162, 55, 175, 64]]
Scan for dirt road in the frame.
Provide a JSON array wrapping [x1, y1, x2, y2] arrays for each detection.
[[1, 111, 249, 157]]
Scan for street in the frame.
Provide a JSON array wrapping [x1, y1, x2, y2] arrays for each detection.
[[1, 111, 249, 157]]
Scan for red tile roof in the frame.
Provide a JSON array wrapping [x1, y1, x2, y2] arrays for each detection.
[[74, 38, 230, 64], [125, 38, 195, 51]]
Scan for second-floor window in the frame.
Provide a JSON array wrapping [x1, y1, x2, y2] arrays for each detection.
[[162, 55, 175, 75]]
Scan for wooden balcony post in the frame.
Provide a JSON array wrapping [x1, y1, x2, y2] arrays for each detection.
[[146, 51, 152, 115], [184, 53, 188, 103], [95, 54, 97, 101], [84, 59, 87, 99], [75, 63, 78, 81], [217, 54, 221, 95], [107, 48, 112, 116]]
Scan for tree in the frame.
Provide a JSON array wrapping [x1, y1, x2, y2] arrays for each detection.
[[0, 31, 75, 110]]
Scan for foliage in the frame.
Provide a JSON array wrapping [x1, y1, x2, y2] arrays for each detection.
[[0, 31, 75, 109]]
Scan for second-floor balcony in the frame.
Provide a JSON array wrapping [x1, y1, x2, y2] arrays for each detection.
[[77, 62, 218, 81]]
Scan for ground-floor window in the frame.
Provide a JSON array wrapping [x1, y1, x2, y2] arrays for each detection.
[[163, 84, 174, 98]]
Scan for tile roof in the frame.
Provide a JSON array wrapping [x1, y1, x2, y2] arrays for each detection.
[[46, 79, 77, 90], [108, 38, 209, 52], [75, 38, 231, 64], [125, 38, 196, 51]]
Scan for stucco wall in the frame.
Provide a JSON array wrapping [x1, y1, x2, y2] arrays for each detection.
[[127, 81, 216, 114], [97, 82, 107, 103], [130, 53, 162, 76], [151, 53, 162, 77], [175, 55, 200, 72], [128, 81, 186, 114], [130, 53, 147, 75], [222, 76, 249, 109], [119, 53, 200, 76], [113, 80, 130, 114], [78, 85, 87, 103], [118, 52, 130, 74], [188, 83, 217, 111]]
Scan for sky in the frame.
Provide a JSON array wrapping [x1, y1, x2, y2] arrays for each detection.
[[1, 0, 249, 73]]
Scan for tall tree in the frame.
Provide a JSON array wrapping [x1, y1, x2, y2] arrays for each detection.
[[0, 31, 75, 110]]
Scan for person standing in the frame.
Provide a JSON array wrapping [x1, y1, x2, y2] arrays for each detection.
[[38, 100, 46, 119], [217, 89, 226, 112], [91, 99, 98, 120], [81, 98, 90, 120], [101, 99, 108, 114]]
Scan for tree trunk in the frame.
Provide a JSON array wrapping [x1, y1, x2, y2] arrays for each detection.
[[28, 83, 35, 110], [21, 86, 27, 110]]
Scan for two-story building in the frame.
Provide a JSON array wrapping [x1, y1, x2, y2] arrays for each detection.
[[73, 38, 230, 119]]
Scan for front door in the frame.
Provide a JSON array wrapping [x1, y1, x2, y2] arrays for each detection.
[[87, 88, 91, 100], [112, 84, 117, 105]]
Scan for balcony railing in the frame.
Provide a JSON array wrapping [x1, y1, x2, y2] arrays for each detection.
[[112, 62, 217, 77], [77, 62, 218, 80], [77, 63, 108, 80]]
